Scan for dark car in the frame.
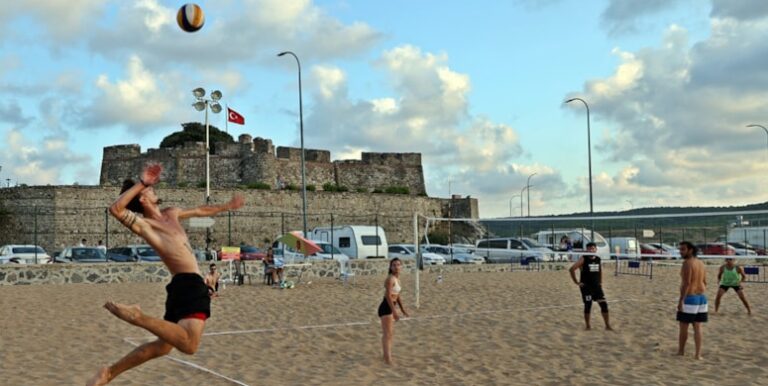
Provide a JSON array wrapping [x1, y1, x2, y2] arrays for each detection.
[[55, 247, 108, 263], [639, 243, 662, 260], [107, 245, 161, 262]]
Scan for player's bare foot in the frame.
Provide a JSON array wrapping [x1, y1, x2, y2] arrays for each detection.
[[695, 355, 704, 360], [104, 302, 142, 325], [605, 326, 614, 331], [86, 366, 111, 386], [585, 326, 591, 330], [675, 351, 685, 357]]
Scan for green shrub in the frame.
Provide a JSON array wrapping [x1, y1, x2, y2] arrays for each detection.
[[337, 185, 349, 192], [372, 188, 383, 194], [307, 184, 316, 191], [177, 182, 189, 188], [196, 181, 206, 188], [246, 182, 271, 190], [384, 186, 410, 195], [285, 183, 299, 191], [322, 183, 347, 192], [356, 187, 368, 193]]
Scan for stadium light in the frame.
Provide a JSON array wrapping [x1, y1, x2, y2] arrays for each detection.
[[278, 50, 308, 237], [565, 97, 594, 239], [192, 87, 223, 252]]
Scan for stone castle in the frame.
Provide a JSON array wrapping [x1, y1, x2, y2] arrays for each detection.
[[100, 134, 426, 195]]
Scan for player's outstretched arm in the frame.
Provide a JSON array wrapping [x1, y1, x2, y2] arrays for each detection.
[[109, 163, 162, 235], [178, 194, 245, 219]]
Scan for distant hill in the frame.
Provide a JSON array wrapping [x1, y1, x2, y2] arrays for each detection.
[[479, 202, 768, 242]]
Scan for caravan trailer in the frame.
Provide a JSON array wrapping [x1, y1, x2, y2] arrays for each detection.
[[311, 225, 388, 259]]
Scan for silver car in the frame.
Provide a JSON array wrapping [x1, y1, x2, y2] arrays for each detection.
[[423, 244, 484, 264], [474, 237, 554, 264]]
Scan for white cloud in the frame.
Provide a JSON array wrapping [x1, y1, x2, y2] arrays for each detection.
[[0, 0, 105, 43], [1, 129, 93, 185], [80, 55, 180, 131]]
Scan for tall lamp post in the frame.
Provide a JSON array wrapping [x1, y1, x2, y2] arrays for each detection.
[[509, 194, 521, 217], [565, 97, 594, 238], [520, 186, 531, 219], [526, 172, 537, 217], [748, 124, 768, 158], [278, 51, 308, 236], [192, 87, 223, 251]]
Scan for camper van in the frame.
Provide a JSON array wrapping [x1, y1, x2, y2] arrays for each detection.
[[531, 228, 610, 260], [311, 225, 388, 259], [606, 237, 640, 259]]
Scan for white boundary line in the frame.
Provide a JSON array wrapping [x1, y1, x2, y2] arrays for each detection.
[[122, 298, 639, 385], [122, 338, 251, 386]]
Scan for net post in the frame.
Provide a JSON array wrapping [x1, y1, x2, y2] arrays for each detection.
[[413, 212, 420, 309]]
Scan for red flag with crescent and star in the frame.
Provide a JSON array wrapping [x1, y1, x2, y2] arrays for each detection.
[[227, 107, 245, 125]]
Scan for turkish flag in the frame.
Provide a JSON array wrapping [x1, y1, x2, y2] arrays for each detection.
[[227, 107, 245, 125]]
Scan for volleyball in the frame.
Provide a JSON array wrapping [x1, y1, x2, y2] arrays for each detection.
[[177, 3, 205, 33]]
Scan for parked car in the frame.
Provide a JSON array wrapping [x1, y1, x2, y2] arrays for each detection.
[[727, 242, 759, 256], [530, 228, 610, 260], [387, 244, 445, 265], [239, 245, 267, 261], [606, 237, 640, 259], [423, 244, 484, 264], [273, 240, 350, 262], [474, 237, 555, 264], [639, 243, 663, 259], [0, 244, 51, 264], [697, 243, 736, 256], [107, 245, 161, 262], [647, 243, 681, 259], [54, 247, 108, 263]]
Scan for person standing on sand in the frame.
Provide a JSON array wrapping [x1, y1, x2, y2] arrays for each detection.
[[676, 241, 708, 360], [378, 258, 410, 365], [204, 263, 221, 298], [569, 242, 613, 330], [714, 257, 751, 315], [86, 163, 244, 386]]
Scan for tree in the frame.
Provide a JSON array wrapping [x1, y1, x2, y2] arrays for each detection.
[[160, 122, 235, 153]]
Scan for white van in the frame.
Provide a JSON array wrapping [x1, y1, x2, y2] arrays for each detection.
[[311, 225, 388, 259], [531, 228, 610, 260], [606, 237, 640, 259]]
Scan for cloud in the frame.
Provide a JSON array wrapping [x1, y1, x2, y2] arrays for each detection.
[[600, 0, 688, 35], [0, 0, 105, 43], [710, 0, 768, 20], [79, 55, 182, 131], [566, 20, 768, 209], [1, 129, 94, 185], [85, 0, 382, 72]]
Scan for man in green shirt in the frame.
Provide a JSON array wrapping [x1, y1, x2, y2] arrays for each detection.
[[714, 258, 751, 315]]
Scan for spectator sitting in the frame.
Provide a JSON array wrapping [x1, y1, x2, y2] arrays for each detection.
[[204, 263, 221, 297]]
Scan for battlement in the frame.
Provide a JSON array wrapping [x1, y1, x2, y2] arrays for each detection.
[[99, 134, 426, 195]]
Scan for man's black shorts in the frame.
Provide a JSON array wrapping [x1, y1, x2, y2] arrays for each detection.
[[719, 285, 743, 292], [164, 273, 211, 323], [580, 285, 606, 303]]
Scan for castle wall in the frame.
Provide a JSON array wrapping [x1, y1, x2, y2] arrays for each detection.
[[0, 186, 477, 253], [99, 137, 427, 195]]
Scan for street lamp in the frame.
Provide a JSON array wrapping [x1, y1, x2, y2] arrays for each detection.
[[526, 172, 537, 217], [278, 51, 308, 237], [192, 87, 222, 252], [509, 194, 521, 217], [565, 97, 594, 238], [520, 186, 531, 219], [747, 124, 768, 159], [626, 200, 633, 210]]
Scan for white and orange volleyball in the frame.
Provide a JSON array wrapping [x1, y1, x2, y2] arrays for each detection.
[[177, 3, 205, 33]]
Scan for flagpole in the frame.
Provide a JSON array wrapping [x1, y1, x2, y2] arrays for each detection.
[[225, 103, 229, 134]]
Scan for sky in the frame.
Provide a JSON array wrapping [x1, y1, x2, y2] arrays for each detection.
[[1, 0, 767, 218]]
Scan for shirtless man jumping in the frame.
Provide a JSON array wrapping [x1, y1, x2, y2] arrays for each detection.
[[676, 241, 708, 360], [87, 163, 244, 386]]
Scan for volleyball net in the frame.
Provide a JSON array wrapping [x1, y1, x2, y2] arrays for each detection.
[[414, 208, 768, 290]]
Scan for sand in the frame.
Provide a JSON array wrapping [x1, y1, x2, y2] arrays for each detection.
[[2, 264, 768, 386]]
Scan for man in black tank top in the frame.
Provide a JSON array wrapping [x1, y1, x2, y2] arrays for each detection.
[[569, 242, 613, 330]]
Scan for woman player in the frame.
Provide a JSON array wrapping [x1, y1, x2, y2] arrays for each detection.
[[378, 258, 410, 364]]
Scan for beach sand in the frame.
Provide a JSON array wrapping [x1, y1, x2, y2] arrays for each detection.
[[2, 264, 768, 385]]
